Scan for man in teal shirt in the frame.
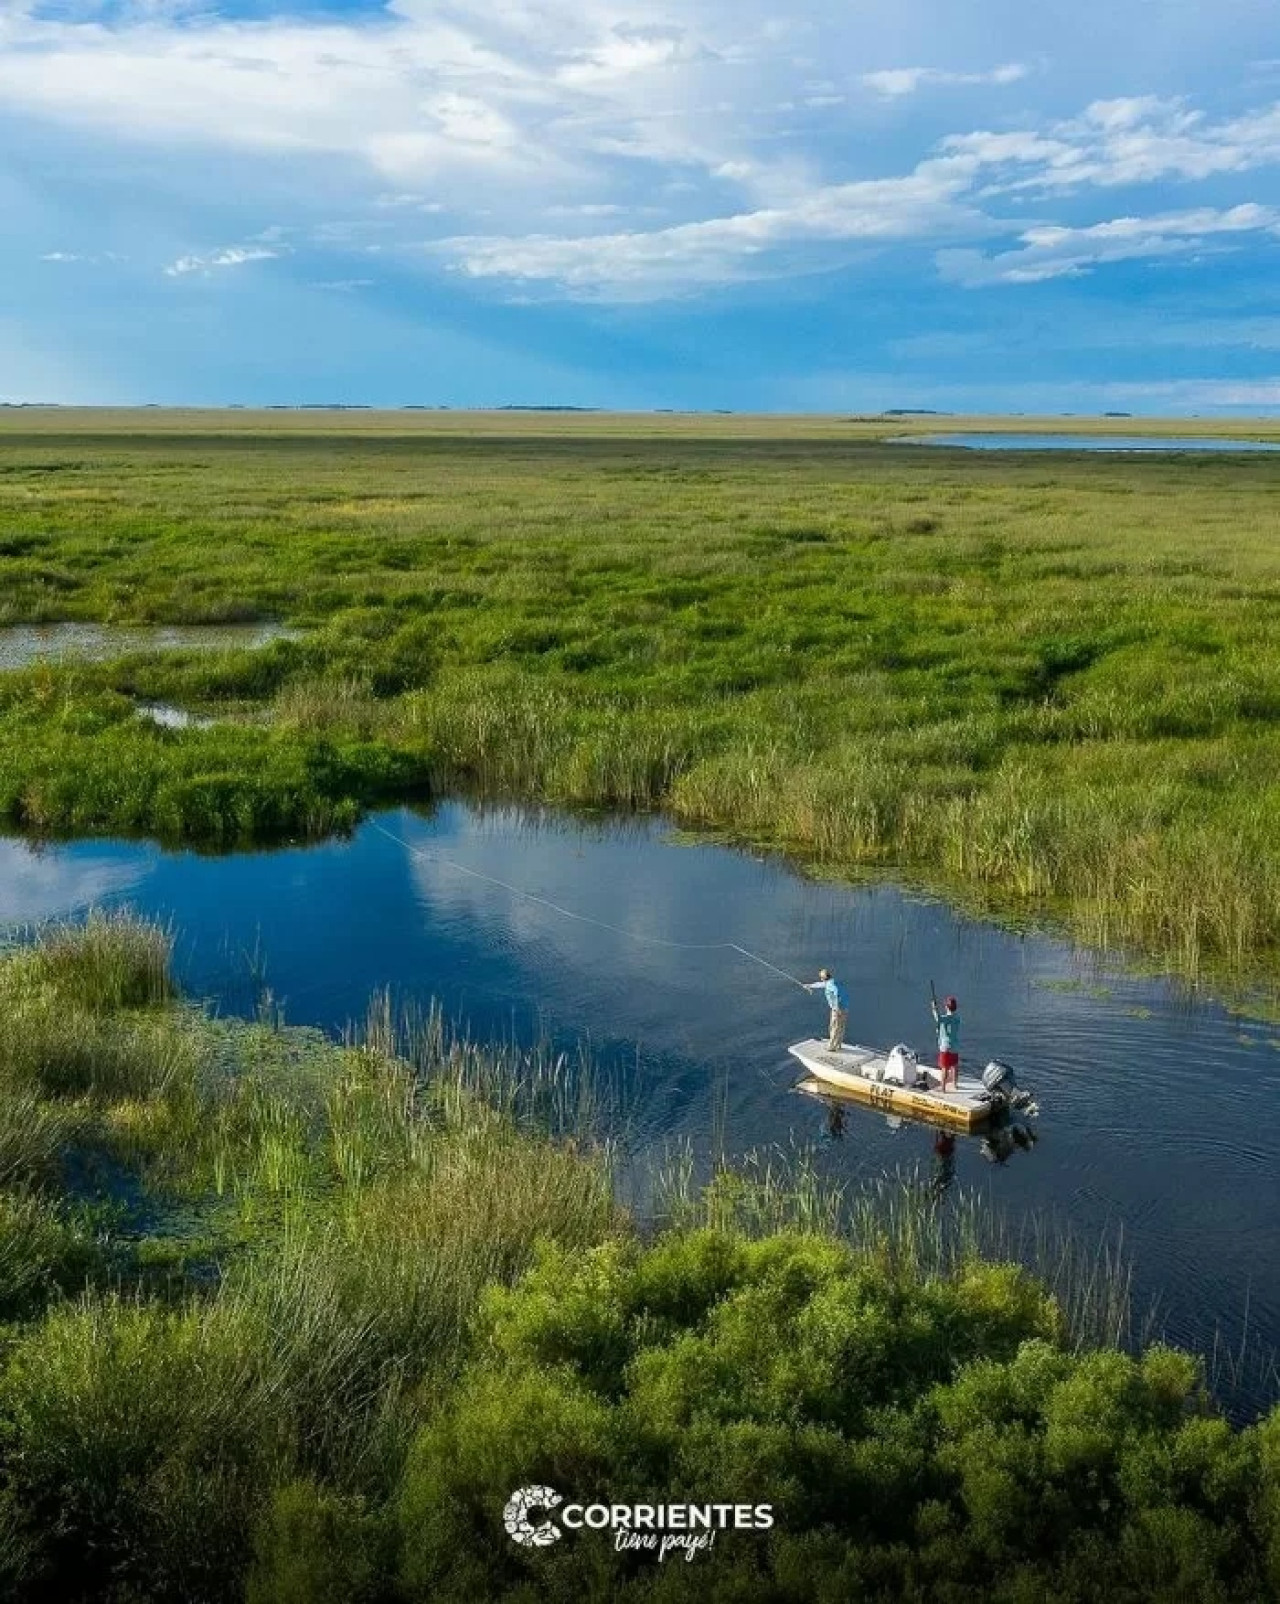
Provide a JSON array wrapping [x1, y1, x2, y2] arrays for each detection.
[[805, 968, 849, 1051], [932, 994, 961, 1092]]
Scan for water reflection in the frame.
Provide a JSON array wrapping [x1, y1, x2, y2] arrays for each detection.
[[980, 1118, 1040, 1167], [929, 1131, 957, 1202], [0, 622, 299, 672], [134, 702, 217, 731], [807, 1093, 1036, 1196], [0, 837, 150, 927], [891, 433, 1280, 454]]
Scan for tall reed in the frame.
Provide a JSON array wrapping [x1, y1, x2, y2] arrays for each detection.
[[653, 1141, 1144, 1357]]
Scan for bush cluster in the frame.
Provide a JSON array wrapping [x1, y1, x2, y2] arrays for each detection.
[[387, 1234, 1279, 1603]]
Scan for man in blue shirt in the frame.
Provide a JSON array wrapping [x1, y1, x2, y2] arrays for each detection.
[[805, 967, 849, 1051]]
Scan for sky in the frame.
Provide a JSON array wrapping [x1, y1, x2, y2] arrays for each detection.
[[2, 0, 1279, 411]]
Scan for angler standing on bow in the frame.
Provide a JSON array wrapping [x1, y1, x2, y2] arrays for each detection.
[[805, 967, 849, 1052]]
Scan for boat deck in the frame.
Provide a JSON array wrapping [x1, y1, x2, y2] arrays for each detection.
[[788, 1039, 993, 1132]]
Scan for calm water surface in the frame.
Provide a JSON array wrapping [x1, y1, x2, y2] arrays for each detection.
[[0, 623, 298, 671], [893, 433, 1280, 453], [2, 804, 1277, 1394]]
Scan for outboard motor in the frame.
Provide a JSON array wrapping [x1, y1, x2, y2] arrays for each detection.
[[982, 1060, 1017, 1096], [982, 1059, 1038, 1115]]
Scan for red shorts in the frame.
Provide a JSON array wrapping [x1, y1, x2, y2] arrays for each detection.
[[938, 1050, 959, 1071]]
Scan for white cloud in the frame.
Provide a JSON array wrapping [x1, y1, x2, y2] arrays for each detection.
[[952, 96, 1280, 193], [0, 0, 752, 196], [1105, 377, 1280, 407], [863, 62, 1027, 98], [39, 250, 126, 265], [556, 28, 688, 89], [2, 0, 1279, 306], [938, 202, 1280, 285], [432, 95, 1280, 298], [439, 157, 991, 298], [545, 202, 628, 217], [375, 194, 446, 213], [163, 245, 282, 277]]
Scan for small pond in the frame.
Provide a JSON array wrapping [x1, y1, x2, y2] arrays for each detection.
[[0, 622, 299, 672], [2, 803, 1277, 1409], [892, 433, 1280, 453]]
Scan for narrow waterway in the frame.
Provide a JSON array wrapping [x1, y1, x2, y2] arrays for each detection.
[[3, 802, 1276, 1406]]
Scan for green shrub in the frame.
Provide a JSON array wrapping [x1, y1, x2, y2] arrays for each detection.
[[246, 1481, 389, 1604], [0, 1296, 287, 1602], [393, 1232, 1279, 1603]]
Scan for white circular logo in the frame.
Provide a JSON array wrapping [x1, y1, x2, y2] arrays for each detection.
[[503, 1485, 563, 1548]]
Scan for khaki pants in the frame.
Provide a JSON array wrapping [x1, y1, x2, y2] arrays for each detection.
[[828, 1007, 848, 1051]]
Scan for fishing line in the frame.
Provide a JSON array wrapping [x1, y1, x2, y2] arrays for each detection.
[[368, 818, 812, 992], [0, 875, 151, 941], [1, 821, 811, 999]]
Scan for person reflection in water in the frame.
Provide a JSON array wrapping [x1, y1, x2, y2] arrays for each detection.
[[929, 1130, 956, 1201]]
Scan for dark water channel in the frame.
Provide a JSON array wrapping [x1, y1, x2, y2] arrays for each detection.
[[2, 803, 1277, 1406]]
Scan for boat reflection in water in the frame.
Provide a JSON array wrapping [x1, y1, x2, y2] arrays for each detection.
[[980, 1117, 1039, 1166], [797, 1078, 1039, 1204]]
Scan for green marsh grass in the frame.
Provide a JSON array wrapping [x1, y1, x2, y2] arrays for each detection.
[[2, 415, 1279, 985], [0, 917, 626, 1594], [21, 908, 174, 1011]]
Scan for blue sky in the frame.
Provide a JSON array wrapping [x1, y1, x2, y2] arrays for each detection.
[[2, 0, 1279, 410]]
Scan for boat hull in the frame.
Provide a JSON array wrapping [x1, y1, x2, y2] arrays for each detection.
[[788, 1039, 992, 1132]]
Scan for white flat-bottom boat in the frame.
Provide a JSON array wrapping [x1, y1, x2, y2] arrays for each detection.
[[788, 1038, 994, 1132]]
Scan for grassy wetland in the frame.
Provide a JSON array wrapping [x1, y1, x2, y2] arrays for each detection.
[[0, 913, 1276, 1603], [2, 410, 1279, 992]]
